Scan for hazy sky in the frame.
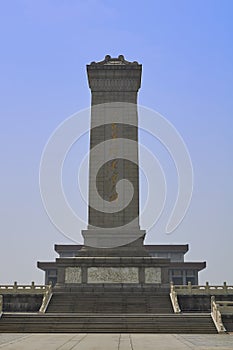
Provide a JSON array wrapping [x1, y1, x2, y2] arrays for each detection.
[[0, 0, 232, 284]]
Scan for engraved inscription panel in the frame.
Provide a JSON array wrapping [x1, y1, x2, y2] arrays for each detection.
[[145, 267, 161, 284], [88, 267, 139, 284], [65, 267, 82, 284]]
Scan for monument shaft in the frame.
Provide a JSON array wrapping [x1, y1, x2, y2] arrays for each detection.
[[87, 55, 142, 234]]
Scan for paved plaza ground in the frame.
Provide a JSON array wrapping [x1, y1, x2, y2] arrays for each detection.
[[0, 333, 232, 350]]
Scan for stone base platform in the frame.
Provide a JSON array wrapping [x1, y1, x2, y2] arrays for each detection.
[[81, 229, 147, 250]]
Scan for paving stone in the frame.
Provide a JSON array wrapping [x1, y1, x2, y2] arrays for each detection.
[[0, 334, 233, 350]]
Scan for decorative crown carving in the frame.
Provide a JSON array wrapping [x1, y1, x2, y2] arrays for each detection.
[[90, 55, 139, 66]]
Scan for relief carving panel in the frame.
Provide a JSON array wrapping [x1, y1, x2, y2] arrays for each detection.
[[145, 267, 161, 283], [65, 267, 82, 284], [88, 267, 139, 283]]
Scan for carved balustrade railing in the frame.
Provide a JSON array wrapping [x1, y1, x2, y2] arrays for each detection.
[[39, 283, 53, 313], [0, 282, 49, 294], [170, 282, 181, 313], [172, 282, 233, 295], [214, 300, 233, 315], [0, 282, 53, 314], [211, 296, 227, 333]]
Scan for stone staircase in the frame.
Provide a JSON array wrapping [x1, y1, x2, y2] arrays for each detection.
[[0, 286, 218, 333], [0, 313, 217, 333], [46, 291, 173, 314]]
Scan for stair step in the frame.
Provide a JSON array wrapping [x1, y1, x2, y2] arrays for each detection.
[[46, 292, 173, 314], [0, 313, 217, 333]]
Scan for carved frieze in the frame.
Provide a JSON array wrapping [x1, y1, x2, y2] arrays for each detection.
[[87, 267, 139, 283]]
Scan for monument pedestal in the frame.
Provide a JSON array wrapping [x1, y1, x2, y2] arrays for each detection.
[[54, 228, 170, 288], [55, 256, 170, 287]]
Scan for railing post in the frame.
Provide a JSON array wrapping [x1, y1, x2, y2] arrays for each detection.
[[205, 281, 209, 292], [211, 295, 215, 313], [13, 281, 17, 292], [31, 281, 35, 290], [223, 282, 227, 293]]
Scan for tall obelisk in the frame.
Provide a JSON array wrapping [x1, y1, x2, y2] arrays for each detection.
[[82, 55, 146, 253]]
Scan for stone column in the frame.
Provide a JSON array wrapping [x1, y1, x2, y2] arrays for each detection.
[[81, 55, 146, 251]]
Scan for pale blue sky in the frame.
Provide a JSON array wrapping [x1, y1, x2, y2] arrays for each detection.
[[0, 0, 232, 284]]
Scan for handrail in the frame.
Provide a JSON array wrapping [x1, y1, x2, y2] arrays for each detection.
[[170, 282, 181, 313], [215, 301, 233, 315], [0, 282, 49, 294], [39, 283, 53, 313], [211, 296, 226, 333], [171, 282, 233, 295]]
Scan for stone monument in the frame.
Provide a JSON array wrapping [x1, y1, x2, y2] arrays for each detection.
[[38, 55, 206, 289]]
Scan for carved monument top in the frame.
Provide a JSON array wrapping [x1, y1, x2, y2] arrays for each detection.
[[89, 54, 140, 66]]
